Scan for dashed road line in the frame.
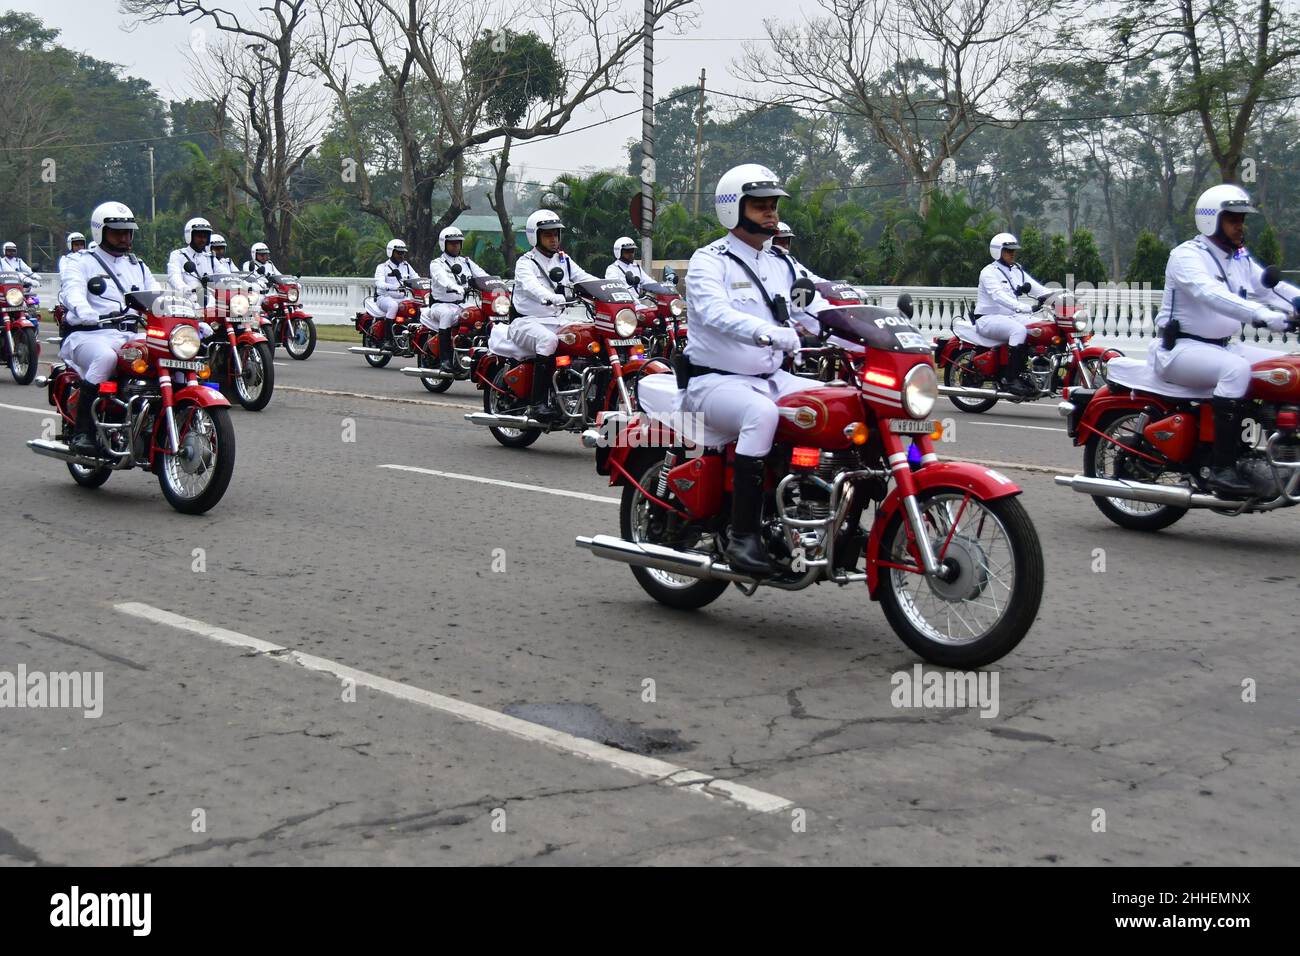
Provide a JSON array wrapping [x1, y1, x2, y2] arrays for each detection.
[[380, 463, 619, 504]]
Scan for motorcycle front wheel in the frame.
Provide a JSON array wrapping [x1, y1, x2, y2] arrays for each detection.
[[9, 326, 38, 385], [877, 489, 1043, 667], [233, 341, 275, 411], [157, 403, 236, 514], [283, 316, 317, 360]]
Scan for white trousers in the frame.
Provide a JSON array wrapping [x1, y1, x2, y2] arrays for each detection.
[[377, 294, 403, 320], [1150, 339, 1276, 399], [975, 313, 1030, 346], [422, 303, 462, 331], [59, 329, 134, 385], [506, 318, 559, 357], [682, 369, 819, 457]]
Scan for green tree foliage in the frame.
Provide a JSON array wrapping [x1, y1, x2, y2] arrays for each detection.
[[541, 171, 640, 268], [467, 30, 564, 128], [777, 176, 872, 281], [895, 191, 997, 285], [1252, 222, 1282, 270], [1068, 229, 1108, 284], [1123, 229, 1171, 287]]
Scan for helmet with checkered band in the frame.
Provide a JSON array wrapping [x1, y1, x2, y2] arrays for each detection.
[[1195, 184, 1258, 239], [714, 163, 788, 232]]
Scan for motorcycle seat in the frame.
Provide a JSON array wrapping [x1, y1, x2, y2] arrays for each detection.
[[636, 372, 733, 448], [952, 318, 1004, 349], [486, 321, 531, 360], [363, 296, 385, 319], [1104, 356, 1214, 399]]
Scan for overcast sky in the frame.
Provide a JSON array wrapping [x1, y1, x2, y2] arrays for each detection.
[[7, 0, 800, 181]]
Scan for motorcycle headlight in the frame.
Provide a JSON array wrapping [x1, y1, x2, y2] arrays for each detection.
[[1073, 314, 1089, 332], [229, 293, 250, 317], [614, 308, 638, 338], [669, 298, 685, 317], [491, 295, 509, 316], [4, 288, 23, 307], [285, 285, 300, 304], [170, 324, 201, 360], [902, 363, 938, 419]]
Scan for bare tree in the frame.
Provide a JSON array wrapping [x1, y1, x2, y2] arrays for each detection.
[[312, 0, 696, 262], [738, 0, 1065, 216], [121, 0, 326, 264], [487, 135, 517, 271]]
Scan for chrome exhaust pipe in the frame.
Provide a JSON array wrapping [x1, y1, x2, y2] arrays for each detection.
[[401, 366, 452, 380], [27, 438, 109, 468], [1054, 474, 1229, 509], [580, 428, 604, 449], [347, 346, 392, 356], [939, 384, 1037, 402], [463, 412, 546, 430], [575, 533, 755, 584], [34, 375, 49, 387]]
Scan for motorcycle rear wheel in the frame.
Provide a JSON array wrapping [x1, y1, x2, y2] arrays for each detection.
[[943, 348, 998, 414], [67, 460, 112, 488], [418, 349, 453, 393], [877, 489, 1042, 667], [362, 333, 391, 368], [619, 454, 728, 610], [1083, 409, 1188, 531], [484, 364, 540, 448]]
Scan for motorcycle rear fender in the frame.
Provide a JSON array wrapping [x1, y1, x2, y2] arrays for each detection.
[[865, 462, 1022, 598], [174, 383, 232, 408], [1078, 344, 1122, 362], [1071, 386, 1150, 447]]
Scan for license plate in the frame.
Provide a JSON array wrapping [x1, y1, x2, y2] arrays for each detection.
[[887, 418, 936, 434], [160, 359, 206, 370], [608, 337, 641, 347]]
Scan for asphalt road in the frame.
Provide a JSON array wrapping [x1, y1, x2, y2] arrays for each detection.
[[0, 340, 1295, 866]]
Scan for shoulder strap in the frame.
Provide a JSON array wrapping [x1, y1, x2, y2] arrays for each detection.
[[1193, 238, 1238, 293], [723, 250, 788, 325], [89, 251, 129, 300]]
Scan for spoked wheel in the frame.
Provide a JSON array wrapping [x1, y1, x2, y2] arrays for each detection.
[[943, 348, 998, 414], [620, 454, 728, 610], [484, 364, 540, 448], [157, 403, 236, 514], [283, 317, 317, 360], [1083, 410, 1188, 531], [8, 326, 38, 385], [418, 349, 453, 393], [233, 341, 274, 411], [362, 333, 391, 368], [878, 489, 1043, 667]]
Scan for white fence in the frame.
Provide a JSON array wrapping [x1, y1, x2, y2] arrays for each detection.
[[33, 273, 1296, 353]]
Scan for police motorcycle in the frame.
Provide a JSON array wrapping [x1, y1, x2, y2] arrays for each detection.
[[575, 283, 1044, 667], [28, 287, 236, 514], [0, 270, 40, 384], [400, 268, 511, 394], [350, 277, 431, 368], [185, 262, 276, 411]]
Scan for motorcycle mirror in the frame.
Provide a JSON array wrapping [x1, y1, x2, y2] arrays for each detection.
[[1261, 264, 1282, 288], [86, 276, 108, 296], [548, 267, 564, 283], [1017, 282, 1031, 295], [451, 263, 463, 275], [628, 275, 640, 287], [663, 268, 676, 282], [790, 276, 816, 311], [183, 260, 197, 274], [897, 293, 914, 319]]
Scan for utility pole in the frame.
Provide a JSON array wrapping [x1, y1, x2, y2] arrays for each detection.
[[639, 0, 655, 272], [692, 68, 706, 218], [146, 145, 156, 221]]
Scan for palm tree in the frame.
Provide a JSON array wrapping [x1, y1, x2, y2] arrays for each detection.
[[896, 190, 997, 286], [541, 171, 641, 268]]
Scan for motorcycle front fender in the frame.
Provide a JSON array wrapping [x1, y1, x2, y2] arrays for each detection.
[[174, 383, 232, 408]]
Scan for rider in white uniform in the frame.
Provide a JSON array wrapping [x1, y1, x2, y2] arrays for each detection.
[[427, 226, 488, 371], [59, 202, 161, 457], [605, 237, 653, 289], [167, 218, 222, 295], [769, 221, 825, 284], [1150, 184, 1296, 497], [243, 242, 279, 280], [682, 163, 825, 577], [973, 232, 1051, 396], [208, 235, 235, 275], [508, 209, 600, 421], [1, 241, 39, 286], [57, 232, 87, 312], [373, 239, 419, 330]]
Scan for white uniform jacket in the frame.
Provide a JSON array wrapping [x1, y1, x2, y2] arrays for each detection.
[[974, 261, 1050, 318], [512, 249, 598, 326]]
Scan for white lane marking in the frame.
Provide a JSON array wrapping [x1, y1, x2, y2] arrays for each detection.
[[962, 420, 1064, 434], [381, 463, 619, 504], [952, 456, 1071, 475], [278, 385, 477, 411], [0, 401, 51, 415], [114, 602, 793, 814]]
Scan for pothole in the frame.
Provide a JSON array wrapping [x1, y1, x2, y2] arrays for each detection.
[[503, 702, 694, 756]]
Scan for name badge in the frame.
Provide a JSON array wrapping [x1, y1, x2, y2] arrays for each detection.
[[731, 280, 752, 290]]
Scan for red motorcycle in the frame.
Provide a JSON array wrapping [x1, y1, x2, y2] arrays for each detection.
[[934, 292, 1120, 413], [576, 291, 1045, 667], [1, 270, 40, 385], [256, 273, 316, 360], [464, 278, 669, 449], [350, 278, 431, 368], [401, 274, 511, 393], [200, 274, 276, 411], [27, 290, 236, 514], [1056, 326, 1300, 531], [636, 269, 687, 361]]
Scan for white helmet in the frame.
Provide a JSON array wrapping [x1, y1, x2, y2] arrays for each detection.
[[775, 222, 794, 239], [210, 234, 227, 249], [713, 163, 788, 230], [989, 232, 1020, 261], [250, 242, 270, 258], [613, 236, 638, 259], [3, 241, 16, 255], [184, 217, 213, 244], [526, 209, 564, 247], [90, 202, 138, 247], [386, 238, 408, 258], [66, 231, 86, 251], [439, 226, 464, 253], [1194, 184, 1258, 238]]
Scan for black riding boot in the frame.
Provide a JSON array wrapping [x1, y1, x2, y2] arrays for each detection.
[[68, 382, 101, 458], [1002, 343, 1036, 397], [437, 329, 455, 372], [1207, 397, 1255, 499], [724, 454, 775, 578], [528, 355, 559, 423]]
